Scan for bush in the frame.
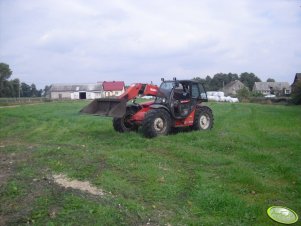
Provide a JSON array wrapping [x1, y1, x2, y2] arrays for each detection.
[[250, 91, 264, 97], [237, 87, 250, 101]]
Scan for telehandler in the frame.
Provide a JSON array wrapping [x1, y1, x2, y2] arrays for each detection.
[[80, 78, 213, 138]]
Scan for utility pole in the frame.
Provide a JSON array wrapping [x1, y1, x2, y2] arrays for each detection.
[[18, 80, 21, 99]]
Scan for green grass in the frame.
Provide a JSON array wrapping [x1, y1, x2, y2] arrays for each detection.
[[0, 101, 300, 225]]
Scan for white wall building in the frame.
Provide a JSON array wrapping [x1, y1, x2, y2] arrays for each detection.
[[49, 83, 103, 100]]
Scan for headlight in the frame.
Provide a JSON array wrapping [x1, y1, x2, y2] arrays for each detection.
[[155, 97, 166, 104]]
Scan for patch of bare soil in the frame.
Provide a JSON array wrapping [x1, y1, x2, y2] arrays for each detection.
[[53, 174, 105, 196], [0, 216, 6, 226], [0, 149, 34, 226], [0, 149, 30, 187], [0, 153, 13, 187]]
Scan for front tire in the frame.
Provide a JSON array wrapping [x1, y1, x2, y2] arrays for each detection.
[[113, 107, 138, 132], [142, 109, 171, 138], [192, 106, 214, 131]]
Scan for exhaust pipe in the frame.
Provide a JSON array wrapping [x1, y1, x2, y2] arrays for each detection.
[[80, 98, 127, 118]]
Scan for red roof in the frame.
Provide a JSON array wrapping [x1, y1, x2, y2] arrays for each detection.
[[103, 81, 125, 91]]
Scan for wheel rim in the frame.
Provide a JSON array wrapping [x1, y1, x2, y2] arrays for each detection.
[[154, 117, 165, 133], [199, 114, 210, 129]]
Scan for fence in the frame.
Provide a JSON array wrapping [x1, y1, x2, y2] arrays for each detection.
[[248, 97, 291, 105], [0, 97, 49, 106]]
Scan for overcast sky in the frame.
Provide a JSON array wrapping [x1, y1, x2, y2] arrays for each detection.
[[1, 0, 300, 88]]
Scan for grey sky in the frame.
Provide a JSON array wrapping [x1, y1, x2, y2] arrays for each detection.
[[0, 0, 300, 88]]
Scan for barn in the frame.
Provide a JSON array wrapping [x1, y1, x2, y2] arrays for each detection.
[[49, 83, 103, 100]]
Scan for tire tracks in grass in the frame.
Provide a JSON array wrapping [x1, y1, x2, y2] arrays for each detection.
[[145, 147, 230, 202], [100, 147, 202, 223], [218, 105, 300, 209], [211, 103, 237, 130], [144, 146, 260, 225], [0, 103, 44, 109]]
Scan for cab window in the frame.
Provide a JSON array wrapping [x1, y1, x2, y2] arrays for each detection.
[[198, 83, 207, 99], [191, 84, 199, 98]]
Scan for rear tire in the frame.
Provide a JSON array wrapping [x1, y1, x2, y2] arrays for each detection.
[[142, 109, 171, 138], [113, 107, 138, 132], [192, 106, 214, 131]]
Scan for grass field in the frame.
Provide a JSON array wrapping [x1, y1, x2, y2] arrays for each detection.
[[0, 101, 300, 225]]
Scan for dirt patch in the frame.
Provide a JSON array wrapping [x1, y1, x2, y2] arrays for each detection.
[[0, 154, 13, 187], [0, 216, 7, 226], [0, 148, 36, 225], [53, 174, 105, 196], [0, 150, 31, 187]]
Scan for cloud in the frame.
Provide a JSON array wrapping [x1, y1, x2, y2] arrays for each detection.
[[0, 0, 300, 88]]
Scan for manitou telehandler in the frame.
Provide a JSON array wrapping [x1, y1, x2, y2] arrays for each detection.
[[80, 78, 213, 138]]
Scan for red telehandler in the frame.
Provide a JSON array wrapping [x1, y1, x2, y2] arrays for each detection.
[[80, 78, 213, 138]]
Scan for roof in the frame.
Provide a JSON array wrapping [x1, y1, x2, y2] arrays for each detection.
[[50, 83, 103, 92], [253, 82, 291, 91], [103, 81, 125, 91], [222, 80, 245, 90], [293, 73, 301, 84]]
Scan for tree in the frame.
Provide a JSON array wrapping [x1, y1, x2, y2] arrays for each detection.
[[193, 76, 209, 91], [208, 73, 239, 91], [30, 84, 38, 97], [18, 82, 42, 97], [0, 62, 42, 98], [291, 81, 301, 105], [21, 82, 31, 97], [266, 78, 275, 82], [251, 91, 264, 97], [194, 73, 240, 91], [10, 79, 20, 97], [237, 87, 250, 101], [239, 72, 261, 91], [0, 63, 13, 97], [43, 85, 51, 97], [0, 63, 12, 81], [227, 73, 239, 82]]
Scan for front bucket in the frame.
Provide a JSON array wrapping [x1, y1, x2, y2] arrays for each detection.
[[80, 98, 127, 117]]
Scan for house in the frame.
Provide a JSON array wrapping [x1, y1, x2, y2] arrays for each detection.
[[49, 83, 103, 100], [291, 73, 301, 92], [253, 82, 291, 96], [220, 80, 246, 96], [102, 81, 125, 97]]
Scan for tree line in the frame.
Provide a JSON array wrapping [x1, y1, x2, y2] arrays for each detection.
[[0, 63, 273, 98], [0, 63, 44, 98], [193, 72, 272, 91], [2, 62, 300, 104]]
